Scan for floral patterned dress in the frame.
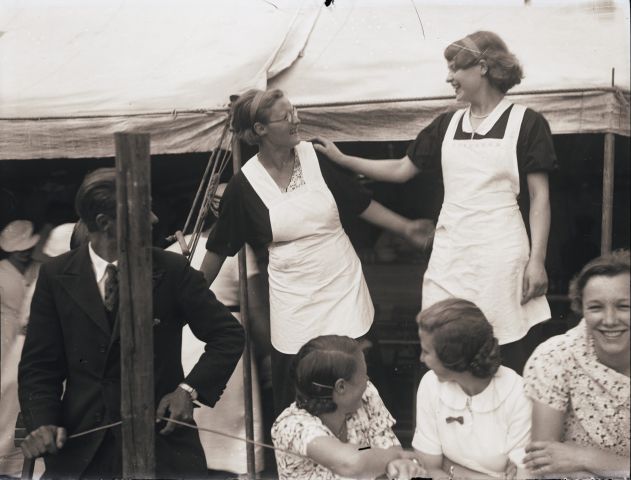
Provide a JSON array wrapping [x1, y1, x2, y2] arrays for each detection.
[[271, 381, 400, 480], [523, 320, 630, 456]]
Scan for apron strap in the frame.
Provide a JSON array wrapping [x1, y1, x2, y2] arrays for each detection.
[[443, 109, 466, 146], [241, 154, 282, 208], [503, 104, 527, 146]]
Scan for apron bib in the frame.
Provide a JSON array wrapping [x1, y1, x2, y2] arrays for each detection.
[[242, 141, 374, 354], [422, 102, 550, 344]]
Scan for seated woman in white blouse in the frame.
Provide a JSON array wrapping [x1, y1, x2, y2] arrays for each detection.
[[523, 250, 630, 478], [413, 298, 531, 479], [272, 335, 425, 480]]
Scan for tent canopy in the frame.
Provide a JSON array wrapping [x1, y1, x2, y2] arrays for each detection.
[[1, 0, 629, 160]]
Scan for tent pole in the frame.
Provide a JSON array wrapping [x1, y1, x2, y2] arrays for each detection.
[[233, 135, 256, 478], [115, 132, 156, 479], [601, 133, 615, 254]]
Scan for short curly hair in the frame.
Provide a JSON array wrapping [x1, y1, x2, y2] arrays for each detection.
[[444, 31, 523, 93], [231, 89, 285, 145], [291, 335, 363, 416], [416, 298, 501, 378], [568, 249, 630, 315]]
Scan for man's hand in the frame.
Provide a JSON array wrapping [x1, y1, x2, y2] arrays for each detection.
[[156, 386, 195, 435], [21, 425, 67, 459]]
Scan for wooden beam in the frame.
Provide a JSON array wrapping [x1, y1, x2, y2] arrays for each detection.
[[601, 133, 615, 254], [232, 135, 256, 478], [115, 132, 155, 479]]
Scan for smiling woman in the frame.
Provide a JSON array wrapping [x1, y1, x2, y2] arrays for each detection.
[[413, 299, 531, 479], [312, 31, 557, 375], [523, 250, 630, 478], [271, 336, 425, 480], [200, 89, 433, 415]]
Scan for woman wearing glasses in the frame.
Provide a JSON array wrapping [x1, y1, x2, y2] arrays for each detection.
[[201, 89, 431, 413]]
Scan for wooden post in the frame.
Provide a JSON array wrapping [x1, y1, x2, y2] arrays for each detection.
[[601, 133, 615, 254], [232, 136, 256, 478], [115, 132, 155, 479]]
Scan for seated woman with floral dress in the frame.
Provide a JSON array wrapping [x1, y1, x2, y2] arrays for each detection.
[[413, 298, 532, 479], [272, 335, 425, 480], [523, 250, 630, 478]]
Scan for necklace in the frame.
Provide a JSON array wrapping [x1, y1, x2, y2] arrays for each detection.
[[469, 111, 490, 119]]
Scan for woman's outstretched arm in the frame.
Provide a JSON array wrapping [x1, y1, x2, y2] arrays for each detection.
[[199, 250, 227, 287], [312, 137, 419, 183], [308, 438, 424, 479], [359, 200, 434, 250]]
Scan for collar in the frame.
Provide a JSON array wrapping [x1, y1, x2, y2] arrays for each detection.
[[570, 320, 630, 402], [88, 242, 117, 283], [462, 98, 512, 136], [438, 366, 521, 413]]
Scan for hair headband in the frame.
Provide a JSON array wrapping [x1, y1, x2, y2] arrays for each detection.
[[453, 36, 487, 60], [249, 91, 266, 124]]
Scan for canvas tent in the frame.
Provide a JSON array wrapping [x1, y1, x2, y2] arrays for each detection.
[[0, 0, 629, 161]]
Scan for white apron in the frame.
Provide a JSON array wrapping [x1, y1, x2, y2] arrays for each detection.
[[169, 238, 264, 474], [242, 141, 374, 354], [422, 102, 550, 345]]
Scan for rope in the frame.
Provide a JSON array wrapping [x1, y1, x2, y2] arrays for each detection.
[[6, 416, 311, 462], [168, 106, 234, 262], [156, 416, 311, 461], [186, 131, 233, 261], [0, 422, 122, 462], [67, 421, 123, 439]]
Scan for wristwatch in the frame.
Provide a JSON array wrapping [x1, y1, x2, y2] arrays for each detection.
[[178, 382, 198, 401]]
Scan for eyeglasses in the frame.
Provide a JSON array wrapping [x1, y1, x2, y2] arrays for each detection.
[[267, 107, 299, 124]]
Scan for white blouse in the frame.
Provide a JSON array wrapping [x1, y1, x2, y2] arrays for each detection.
[[413, 366, 532, 477]]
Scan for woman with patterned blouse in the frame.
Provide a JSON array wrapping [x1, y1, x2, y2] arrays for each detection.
[[271, 335, 425, 480], [523, 250, 630, 477]]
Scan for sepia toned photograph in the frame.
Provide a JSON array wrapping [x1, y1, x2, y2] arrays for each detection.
[[1, 1, 629, 479]]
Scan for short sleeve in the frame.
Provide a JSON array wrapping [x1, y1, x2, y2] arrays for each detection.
[[517, 109, 558, 174], [272, 409, 331, 457], [317, 154, 372, 217], [406, 112, 453, 173], [205, 174, 272, 256], [362, 382, 400, 449], [412, 372, 443, 455], [522, 336, 571, 412]]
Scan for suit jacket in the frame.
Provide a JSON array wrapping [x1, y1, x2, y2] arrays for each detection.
[[18, 245, 245, 479]]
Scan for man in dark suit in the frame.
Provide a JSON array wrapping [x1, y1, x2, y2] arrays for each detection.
[[18, 168, 245, 479]]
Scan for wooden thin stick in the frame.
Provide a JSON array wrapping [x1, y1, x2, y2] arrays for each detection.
[[601, 133, 615, 254]]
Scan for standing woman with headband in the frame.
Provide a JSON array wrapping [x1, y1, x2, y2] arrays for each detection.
[[201, 89, 432, 414], [314, 31, 557, 374]]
